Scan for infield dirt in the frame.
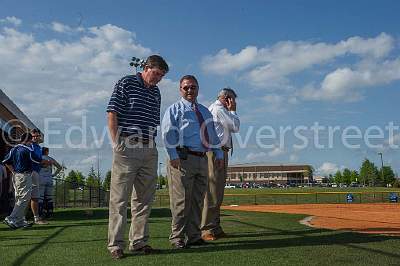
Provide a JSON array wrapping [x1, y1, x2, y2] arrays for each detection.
[[223, 203, 400, 236]]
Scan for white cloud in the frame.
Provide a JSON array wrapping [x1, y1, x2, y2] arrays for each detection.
[[80, 155, 98, 165], [300, 58, 400, 101], [0, 18, 181, 173], [51, 22, 84, 33], [201, 46, 259, 74], [245, 151, 267, 162], [202, 33, 398, 101], [0, 16, 22, 26], [0, 19, 157, 122], [317, 162, 340, 176], [268, 145, 285, 157], [261, 94, 298, 114]]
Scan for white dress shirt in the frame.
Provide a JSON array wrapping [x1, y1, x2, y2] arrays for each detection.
[[209, 100, 240, 148]]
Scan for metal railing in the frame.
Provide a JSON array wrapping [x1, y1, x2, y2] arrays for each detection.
[[54, 178, 109, 208]]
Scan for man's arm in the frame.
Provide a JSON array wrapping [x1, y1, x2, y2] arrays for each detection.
[[108, 112, 119, 145], [217, 103, 240, 133], [49, 157, 63, 177], [161, 105, 180, 169]]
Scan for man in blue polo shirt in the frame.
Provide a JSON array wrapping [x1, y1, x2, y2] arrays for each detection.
[[106, 54, 169, 259], [162, 75, 224, 249], [3, 133, 42, 229], [30, 129, 48, 225]]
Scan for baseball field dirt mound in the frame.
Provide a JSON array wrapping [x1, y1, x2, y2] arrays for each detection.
[[222, 203, 400, 236]]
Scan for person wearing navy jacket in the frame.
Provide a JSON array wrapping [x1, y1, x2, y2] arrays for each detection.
[[2, 133, 42, 229]]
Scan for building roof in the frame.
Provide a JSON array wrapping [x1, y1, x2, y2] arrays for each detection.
[[228, 163, 312, 172], [229, 162, 311, 168], [0, 89, 38, 131]]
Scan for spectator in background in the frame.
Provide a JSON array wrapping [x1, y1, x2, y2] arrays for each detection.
[[30, 129, 48, 225], [2, 133, 43, 229], [0, 163, 6, 197], [39, 147, 62, 218]]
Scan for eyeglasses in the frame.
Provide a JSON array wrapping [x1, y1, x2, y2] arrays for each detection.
[[181, 85, 198, 91]]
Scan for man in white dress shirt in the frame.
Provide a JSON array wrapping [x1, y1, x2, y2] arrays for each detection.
[[201, 88, 240, 240]]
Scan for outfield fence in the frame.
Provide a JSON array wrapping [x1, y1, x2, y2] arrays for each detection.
[[54, 178, 109, 208], [53, 177, 400, 209]]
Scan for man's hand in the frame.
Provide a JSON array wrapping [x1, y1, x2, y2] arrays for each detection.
[[215, 159, 224, 169], [170, 159, 181, 169], [108, 112, 118, 147], [226, 97, 236, 111]]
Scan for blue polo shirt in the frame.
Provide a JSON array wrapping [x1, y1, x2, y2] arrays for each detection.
[[2, 144, 41, 173], [31, 143, 42, 172], [106, 73, 161, 139]]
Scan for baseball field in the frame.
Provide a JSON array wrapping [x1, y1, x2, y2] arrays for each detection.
[[1, 188, 400, 265]]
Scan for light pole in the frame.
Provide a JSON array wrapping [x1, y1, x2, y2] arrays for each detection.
[[378, 152, 384, 183], [158, 162, 163, 189]]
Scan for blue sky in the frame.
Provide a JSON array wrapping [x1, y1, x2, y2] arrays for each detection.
[[1, 0, 400, 177]]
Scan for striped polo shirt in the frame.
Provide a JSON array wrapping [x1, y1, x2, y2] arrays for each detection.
[[106, 73, 161, 139]]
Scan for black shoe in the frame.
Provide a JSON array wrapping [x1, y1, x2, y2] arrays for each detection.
[[171, 241, 188, 249], [3, 218, 18, 230], [189, 239, 209, 246]]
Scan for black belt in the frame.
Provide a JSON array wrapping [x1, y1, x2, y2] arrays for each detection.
[[187, 150, 206, 157], [120, 134, 152, 144], [176, 146, 206, 158], [221, 146, 231, 152]]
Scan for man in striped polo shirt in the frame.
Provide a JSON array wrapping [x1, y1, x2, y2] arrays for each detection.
[[106, 55, 169, 259]]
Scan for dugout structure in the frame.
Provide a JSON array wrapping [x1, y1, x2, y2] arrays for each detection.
[[0, 89, 40, 216]]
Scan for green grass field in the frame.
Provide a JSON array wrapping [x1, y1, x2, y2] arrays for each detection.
[[1, 208, 400, 265]]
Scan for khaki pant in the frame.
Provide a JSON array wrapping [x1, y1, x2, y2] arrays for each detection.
[[201, 151, 228, 235], [107, 137, 158, 252], [8, 172, 32, 223], [167, 154, 208, 245], [31, 171, 40, 199]]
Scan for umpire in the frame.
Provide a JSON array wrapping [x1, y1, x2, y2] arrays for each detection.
[[106, 55, 169, 259]]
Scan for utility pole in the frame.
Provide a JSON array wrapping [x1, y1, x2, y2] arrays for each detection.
[[158, 162, 163, 189], [378, 152, 384, 184]]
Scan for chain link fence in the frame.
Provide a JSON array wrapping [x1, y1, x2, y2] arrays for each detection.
[[52, 178, 400, 209]]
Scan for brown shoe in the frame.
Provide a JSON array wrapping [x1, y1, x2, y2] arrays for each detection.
[[202, 233, 217, 241], [131, 245, 159, 255], [111, 249, 124, 259]]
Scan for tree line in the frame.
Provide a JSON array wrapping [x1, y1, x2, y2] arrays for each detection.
[[327, 158, 397, 187], [63, 166, 168, 191], [63, 166, 112, 191]]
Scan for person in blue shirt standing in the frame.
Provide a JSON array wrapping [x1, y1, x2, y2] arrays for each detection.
[[30, 129, 48, 225], [162, 75, 224, 249], [2, 133, 42, 229], [39, 147, 62, 218]]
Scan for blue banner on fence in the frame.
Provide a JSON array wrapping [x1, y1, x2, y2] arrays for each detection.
[[389, 193, 398, 203], [346, 193, 354, 203]]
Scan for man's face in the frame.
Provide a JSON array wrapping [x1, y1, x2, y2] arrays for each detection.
[[142, 66, 165, 87], [180, 79, 199, 103], [31, 133, 40, 143]]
